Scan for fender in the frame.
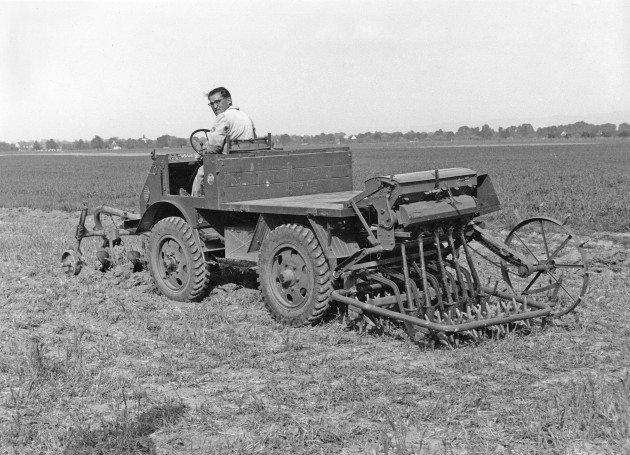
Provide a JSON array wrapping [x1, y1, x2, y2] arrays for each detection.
[[136, 200, 193, 234]]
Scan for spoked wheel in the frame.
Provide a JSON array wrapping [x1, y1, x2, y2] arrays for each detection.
[[258, 224, 332, 326], [147, 217, 211, 301], [501, 217, 588, 317]]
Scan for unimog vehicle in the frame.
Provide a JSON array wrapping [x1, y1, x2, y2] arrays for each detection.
[[62, 129, 589, 343]]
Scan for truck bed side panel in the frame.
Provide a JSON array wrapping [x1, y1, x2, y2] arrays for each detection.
[[218, 148, 352, 204]]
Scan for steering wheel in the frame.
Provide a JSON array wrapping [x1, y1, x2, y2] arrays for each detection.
[[190, 129, 217, 156]]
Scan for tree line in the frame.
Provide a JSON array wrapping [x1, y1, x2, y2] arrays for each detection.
[[274, 121, 630, 146], [2, 121, 629, 152], [2, 134, 187, 152]]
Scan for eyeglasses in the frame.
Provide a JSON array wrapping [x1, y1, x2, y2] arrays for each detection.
[[208, 98, 224, 107]]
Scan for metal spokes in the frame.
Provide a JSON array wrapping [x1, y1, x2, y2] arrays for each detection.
[[501, 217, 589, 317]]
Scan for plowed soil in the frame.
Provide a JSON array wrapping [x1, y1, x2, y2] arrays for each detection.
[[1, 207, 628, 454]]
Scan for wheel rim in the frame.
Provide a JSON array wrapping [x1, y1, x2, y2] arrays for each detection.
[[502, 217, 588, 317], [156, 236, 190, 292], [269, 245, 312, 310]]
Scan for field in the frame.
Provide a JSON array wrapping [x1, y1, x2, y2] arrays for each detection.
[[1, 141, 629, 232], [0, 141, 629, 454]]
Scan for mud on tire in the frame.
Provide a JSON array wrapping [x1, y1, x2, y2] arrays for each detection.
[[147, 217, 211, 301], [258, 224, 332, 326]]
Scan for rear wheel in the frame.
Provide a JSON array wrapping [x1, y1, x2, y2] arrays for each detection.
[[501, 217, 588, 317], [147, 217, 211, 301], [258, 224, 332, 326]]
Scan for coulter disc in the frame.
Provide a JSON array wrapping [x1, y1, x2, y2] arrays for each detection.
[[61, 249, 83, 276]]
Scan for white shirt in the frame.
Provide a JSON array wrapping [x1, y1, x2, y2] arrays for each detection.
[[208, 106, 256, 152]]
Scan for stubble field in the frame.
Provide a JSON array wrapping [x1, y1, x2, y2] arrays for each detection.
[[0, 141, 628, 454]]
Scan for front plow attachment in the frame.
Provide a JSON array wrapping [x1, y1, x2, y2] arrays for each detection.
[[61, 203, 142, 274]]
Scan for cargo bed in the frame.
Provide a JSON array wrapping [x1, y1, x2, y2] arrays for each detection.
[[222, 190, 360, 217]]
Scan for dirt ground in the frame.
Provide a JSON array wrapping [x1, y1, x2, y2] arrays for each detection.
[[0, 207, 628, 454]]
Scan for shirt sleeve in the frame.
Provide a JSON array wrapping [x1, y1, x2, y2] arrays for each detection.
[[206, 114, 230, 152]]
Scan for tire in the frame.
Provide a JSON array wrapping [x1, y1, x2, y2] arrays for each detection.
[[258, 224, 332, 326], [147, 217, 211, 301]]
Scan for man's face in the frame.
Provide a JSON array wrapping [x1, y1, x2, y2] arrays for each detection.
[[208, 93, 231, 116]]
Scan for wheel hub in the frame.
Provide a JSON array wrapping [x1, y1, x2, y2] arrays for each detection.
[[158, 238, 188, 290], [279, 268, 296, 287], [163, 253, 178, 274], [270, 246, 312, 308]]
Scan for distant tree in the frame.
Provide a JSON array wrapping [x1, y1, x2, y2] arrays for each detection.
[[516, 123, 535, 137], [456, 126, 470, 139], [74, 139, 86, 150], [45, 138, 58, 150], [478, 124, 495, 139], [600, 123, 616, 137], [278, 134, 292, 146], [404, 130, 417, 141], [618, 123, 630, 137], [456, 126, 479, 139], [537, 126, 560, 138], [90, 135, 104, 149], [33, 141, 42, 150], [499, 126, 517, 139], [156, 135, 171, 148], [589, 126, 601, 137], [122, 138, 139, 149], [0, 141, 17, 151], [357, 132, 374, 142], [173, 137, 188, 148]]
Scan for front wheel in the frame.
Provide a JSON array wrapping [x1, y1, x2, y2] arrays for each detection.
[[258, 224, 332, 326], [147, 217, 211, 301]]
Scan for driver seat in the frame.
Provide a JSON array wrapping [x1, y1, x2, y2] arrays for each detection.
[[224, 133, 273, 154]]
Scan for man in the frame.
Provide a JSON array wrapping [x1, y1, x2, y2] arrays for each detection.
[[192, 87, 256, 196]]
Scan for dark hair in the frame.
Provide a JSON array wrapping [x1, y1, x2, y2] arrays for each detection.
[[207, 87, 231, 99]]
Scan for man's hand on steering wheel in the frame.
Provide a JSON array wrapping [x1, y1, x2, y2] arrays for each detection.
[[190, 129, 218, 157]]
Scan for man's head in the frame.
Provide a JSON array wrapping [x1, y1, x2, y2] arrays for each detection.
[[207, 87, 232, 116]]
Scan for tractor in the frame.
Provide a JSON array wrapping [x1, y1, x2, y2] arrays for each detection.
[[62, 130, 589, 343]]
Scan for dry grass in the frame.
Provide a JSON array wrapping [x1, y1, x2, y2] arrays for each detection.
[[0, 208, 629, 453]]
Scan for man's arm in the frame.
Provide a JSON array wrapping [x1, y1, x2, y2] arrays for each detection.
[[205, 114, 230, 153]]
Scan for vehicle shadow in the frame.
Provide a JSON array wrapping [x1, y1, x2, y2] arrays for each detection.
[[63, 402, 187, 454]]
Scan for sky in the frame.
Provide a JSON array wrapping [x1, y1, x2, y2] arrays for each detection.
[[1, 0, 629, 143]]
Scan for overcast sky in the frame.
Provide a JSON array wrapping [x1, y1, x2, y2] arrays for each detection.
[[1, 0, 629, 142]]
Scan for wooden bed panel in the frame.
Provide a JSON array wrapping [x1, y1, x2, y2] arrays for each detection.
[[219, 148, 352, 203]]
